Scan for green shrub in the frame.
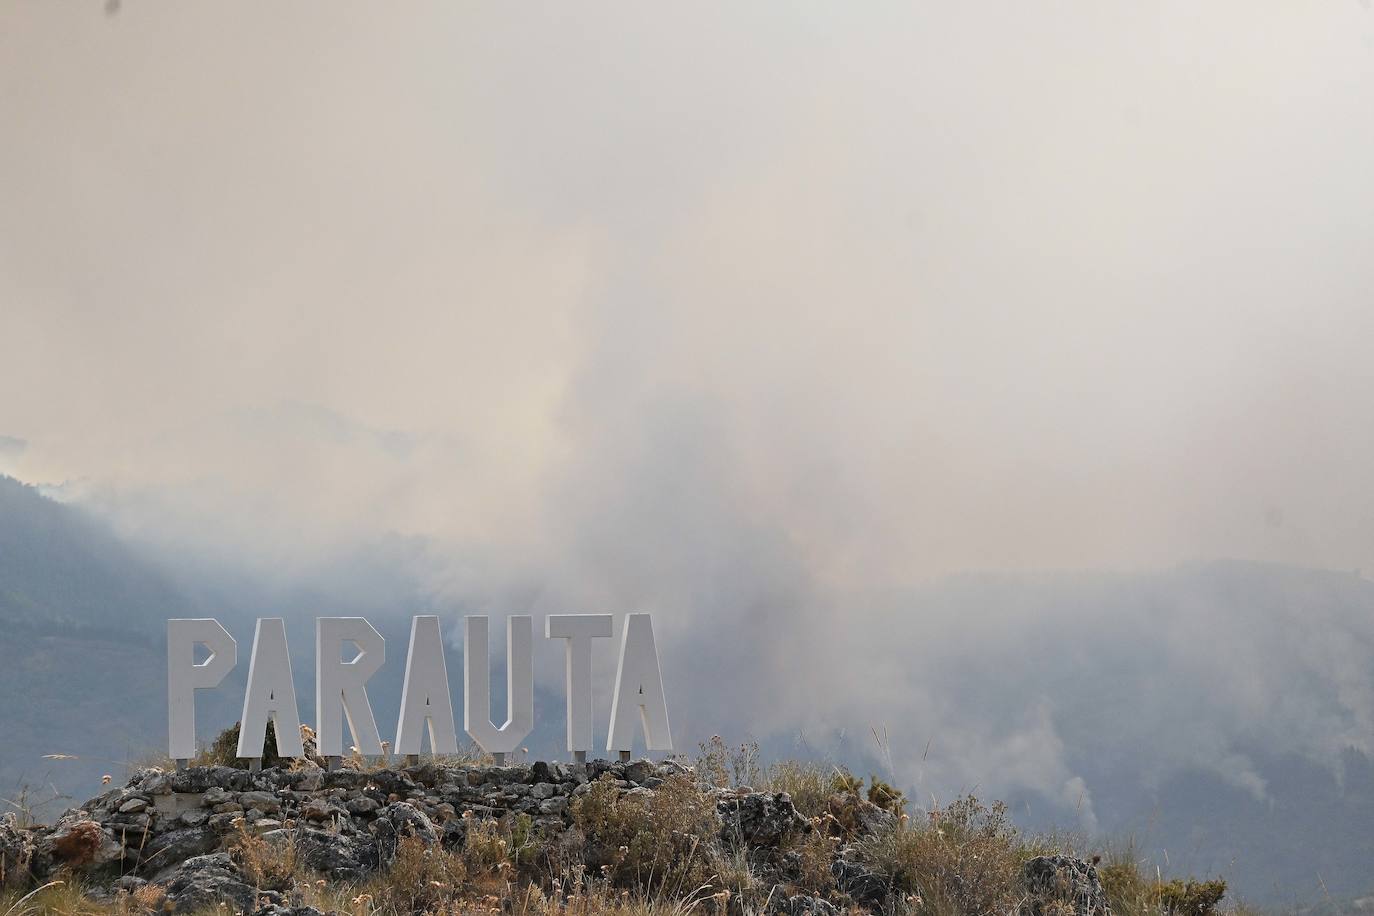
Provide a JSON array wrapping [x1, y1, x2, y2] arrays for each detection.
[[1098, 843, 1227, 916], [867, 775, 907, 817], [1159, 878, 1226, 916], [831, 769, 865, 795], [202, 719, 282, 768]]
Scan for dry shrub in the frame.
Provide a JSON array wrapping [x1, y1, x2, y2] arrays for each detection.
[[1098, 851, 1154, 916], [697, 736, 762, 790], [128, 881, 164, 911], [571, 773, 719, 896], [763, 760, 855, 819], [375, 833, 468, 913], [858, 794, 1025, 916], [464, 815, 513, 877], [1, 878, 163, 916], [228, 819, 297, 890], [785, 826, 837, 898]]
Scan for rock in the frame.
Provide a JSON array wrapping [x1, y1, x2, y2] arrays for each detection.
[[371, 802, 438, 865], [530, 782, 558, 800], [623, 760, 655, 784], [0, 813, 35, 888], [266, 827, 375, 881], [202, 787, 233, 807], [207, 812, 244, 833], [718, 792, 807, 847], [239, 791, 282, 813], [142, 826, 220, 869], [345, 796, 381, 816], [302, 797, 348, 822], [158, 852, 264, 913], [166, 766, 251, 795], [45, 818, 108, 868], [538, 797, 569, 816], [1020, 855, 1111, 916], [832, 855, 891, 907], [178, 810, 209, 828], [825, 793, 896, 838], [117, 797, 149, 814]]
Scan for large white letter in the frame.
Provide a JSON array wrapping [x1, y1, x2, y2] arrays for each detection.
[[168, 619, 236, 759], [394, 616, 459, 755], [463, 615, 533, 754], [315, 617, 385, 757], [607, 613, 672, 752], [237, 618, 304, 759], [545, 614, 613, 754]]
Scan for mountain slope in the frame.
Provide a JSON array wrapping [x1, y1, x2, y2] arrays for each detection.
[[0, 476, 186, 640]]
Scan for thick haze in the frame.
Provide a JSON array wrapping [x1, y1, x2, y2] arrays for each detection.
[[3, 3, 1374, 892]]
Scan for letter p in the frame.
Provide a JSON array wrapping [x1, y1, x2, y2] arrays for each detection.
[[168, 619, 237, 759]]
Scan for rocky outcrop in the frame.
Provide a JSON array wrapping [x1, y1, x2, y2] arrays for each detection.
[[1021, 854, 1111, 916], [5, 758, 723, 910], [160, 852, 273, 913], [0, 813, 35, 888], [2, 760, 1108, 915], [716, 788, 809, 847]]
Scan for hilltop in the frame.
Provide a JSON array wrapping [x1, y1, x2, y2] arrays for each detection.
[[1, 746, 1214, 916]]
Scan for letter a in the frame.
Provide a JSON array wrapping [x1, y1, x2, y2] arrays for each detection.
[[607, 613, 672, 752], [237, 618, 305, 759], [395, 616, 459, 755]]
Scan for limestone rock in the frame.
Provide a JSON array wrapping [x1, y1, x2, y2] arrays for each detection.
[[832, 853, 891, 908], [158, 852, 264, 913], [1020, 855, 1111, 916], [718, 792, 807, 847], [0, 813, 35, 888]]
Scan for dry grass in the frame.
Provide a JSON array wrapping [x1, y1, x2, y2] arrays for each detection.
[[0, 878, 166, 916], [227, 818, 299, 891], [856, 794, 1032, 916], [571, 774, 719, 898]]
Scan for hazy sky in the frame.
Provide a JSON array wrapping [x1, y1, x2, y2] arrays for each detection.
[[4, 2, 1374, 583]]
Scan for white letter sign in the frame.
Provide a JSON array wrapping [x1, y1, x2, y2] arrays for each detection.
[[167, 619, 236, 760], [463, 615, 534, 755], [607, 613, 673, 752], [237, 618, 305, 759], [546, 614, 613, 754], [170, 612, 674, 763], [394, 615, 459, 755], [315, 617, 385, 757]]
